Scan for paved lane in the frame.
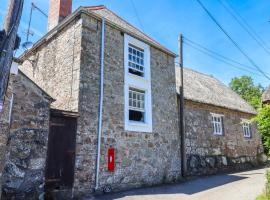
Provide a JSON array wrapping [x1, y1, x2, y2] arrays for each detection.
[[87, 168, 267, 200]]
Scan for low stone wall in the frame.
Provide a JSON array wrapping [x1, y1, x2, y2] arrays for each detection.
[[1, 72, 52, 199], [184, 100, 263, 176], [187, 154, 258, 176]]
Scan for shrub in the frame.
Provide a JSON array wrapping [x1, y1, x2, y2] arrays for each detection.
[[266, 170, 270, 198], [253, 105, 270, 155]]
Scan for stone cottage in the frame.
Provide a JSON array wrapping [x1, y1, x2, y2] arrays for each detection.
[[176, 67, 263, 176], [19, 0, 181, 197], [3, 0, 262, 198], [262, 86, 270, 105], [0, 67, 53, 199]]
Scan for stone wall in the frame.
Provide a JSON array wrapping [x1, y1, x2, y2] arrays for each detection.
[[0, 75, 13, 198], [20, 16, 82, 112], [1, 72, 52, 199], [19, 11, 181, 195], [184, 100, 263, 176], [73, 13, 181, 194]]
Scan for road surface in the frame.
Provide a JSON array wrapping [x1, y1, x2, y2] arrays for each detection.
[[87, 168, 267, 200]]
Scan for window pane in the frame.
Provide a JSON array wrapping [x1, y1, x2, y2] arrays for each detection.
[[128, 44, 145, 77], [129, 110, 144, 122], [129, 88, 145, 112], [133, 100, 136, 107]]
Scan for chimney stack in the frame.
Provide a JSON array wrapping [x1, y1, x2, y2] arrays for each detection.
[[48, 0, 72, 31]]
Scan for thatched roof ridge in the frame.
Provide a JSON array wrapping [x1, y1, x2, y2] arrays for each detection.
[[262, 86, 270, 103], [175, 67, 257, 115]]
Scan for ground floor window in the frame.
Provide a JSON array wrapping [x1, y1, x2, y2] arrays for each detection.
[[211, 113, 223, 135], [242, 122, 251, 138]]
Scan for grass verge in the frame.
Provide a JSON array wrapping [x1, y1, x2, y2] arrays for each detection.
[[256, 170, 270, 200]]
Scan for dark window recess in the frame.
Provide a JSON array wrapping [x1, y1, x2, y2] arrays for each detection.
[[129, 68, 144, 77], [129, 110, 144, 122]]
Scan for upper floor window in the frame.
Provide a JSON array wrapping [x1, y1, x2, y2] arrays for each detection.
[[128, 44, 144, 77], [242, 121, 251, 138], [211, 113, 223, 135]]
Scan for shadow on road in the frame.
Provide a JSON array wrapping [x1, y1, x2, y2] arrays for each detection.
[[90, 174, 247, 200]]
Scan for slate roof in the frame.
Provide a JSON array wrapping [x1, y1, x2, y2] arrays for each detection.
[[262, 86, 270, 103], [83, 5, 176, 56], [20, 5, 176, 59], [175, 67, 257, 115]]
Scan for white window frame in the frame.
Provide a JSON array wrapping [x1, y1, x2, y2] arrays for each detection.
[[242, 119, 251, 138], [128, 88, 145, 122], [128, 44, 145, 77], [211, 113, 223, 135], [124, 34, 152, 132]]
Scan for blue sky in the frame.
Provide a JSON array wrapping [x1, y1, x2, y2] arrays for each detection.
[[1, 0, 270, 87]]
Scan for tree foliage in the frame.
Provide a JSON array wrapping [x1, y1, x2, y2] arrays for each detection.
[[253, 105, 270, 155], [229, 76, 264, 109]]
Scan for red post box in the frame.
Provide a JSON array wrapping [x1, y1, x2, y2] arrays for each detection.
[[108, 148, 115, 172]]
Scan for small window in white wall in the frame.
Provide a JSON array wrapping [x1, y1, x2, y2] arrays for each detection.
[[211, 114, 223, 135], [128, 44, 144, 77], [242, 122, 251, 138]]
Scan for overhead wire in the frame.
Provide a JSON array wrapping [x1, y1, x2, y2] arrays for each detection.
[[184, 40, 265, 78], [184, 37, 257, 70], [224, 0, 270, 52], [218, 0, 270, 56], [130, 0, 145, 32], [196, 0, 270, 81]]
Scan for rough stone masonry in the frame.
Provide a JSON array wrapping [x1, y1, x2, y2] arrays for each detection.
[[16, 4, 265, 198], [184, 100, 263, 176], [1, 72, 52, 199], [19, 9, 181, 196]]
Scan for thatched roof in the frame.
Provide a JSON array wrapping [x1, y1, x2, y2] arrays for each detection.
[[262, 86, 270, 103], [175, 67, 257, 115]]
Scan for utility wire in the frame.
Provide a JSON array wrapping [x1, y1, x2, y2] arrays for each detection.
[[130, 0, 145, 32], [218, 0, 270, 56], [196, 0, 270, 81], [184, 41, 265, 78], [224, 0, 270, 52], [184, 37, 270, 74]]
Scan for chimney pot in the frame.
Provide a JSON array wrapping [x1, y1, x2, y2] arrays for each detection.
[[48, 0, 72, 31]]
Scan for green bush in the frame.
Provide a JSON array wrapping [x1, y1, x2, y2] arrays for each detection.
[[266, 170, 270, 199], [253, 105, 270, 155]]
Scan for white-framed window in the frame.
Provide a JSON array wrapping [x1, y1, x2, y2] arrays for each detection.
[[124, 34, 152, 132], [242, 120, 252, 138], [211, 113, 224, 135], [129, 88, 145, 122], [128, 44, 145, 77]]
